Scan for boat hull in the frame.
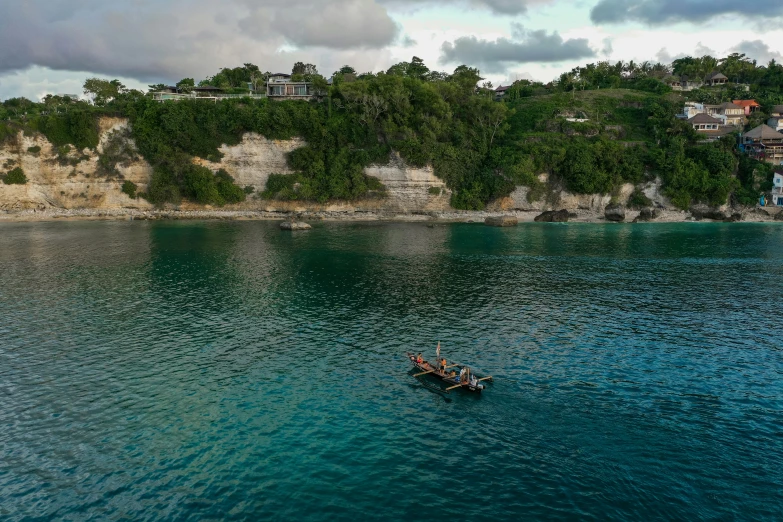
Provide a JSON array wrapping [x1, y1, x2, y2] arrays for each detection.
[[406, 353, 485, 393]]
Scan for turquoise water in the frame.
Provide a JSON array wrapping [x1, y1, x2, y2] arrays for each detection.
[[1, 221, 782, 520]]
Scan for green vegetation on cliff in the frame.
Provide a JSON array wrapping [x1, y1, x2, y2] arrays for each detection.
[[2, 53, 781, 209], [3, 167, 27, 185]]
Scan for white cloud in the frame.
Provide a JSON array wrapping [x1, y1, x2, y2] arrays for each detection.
[[730, 40, 783, 64], [2, 1, 783, 100], [0, 66, 148, 101]]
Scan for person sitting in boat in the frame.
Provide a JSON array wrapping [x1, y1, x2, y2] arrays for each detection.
[[416, 353, 424, 364], [449, 370, 457, 378], [470, 374, 478, 387]]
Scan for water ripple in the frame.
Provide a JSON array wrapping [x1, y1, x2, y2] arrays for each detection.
[[0, 221, 781, 520]]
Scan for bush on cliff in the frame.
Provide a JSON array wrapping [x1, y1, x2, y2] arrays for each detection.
[[121, 180, 137, 199], [3, 167, 27, 185], [145, 164, 246, 207], [36, 110, 100, 150]]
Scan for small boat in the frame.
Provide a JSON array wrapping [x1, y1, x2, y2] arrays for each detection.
[[406, 352, 492, 393]]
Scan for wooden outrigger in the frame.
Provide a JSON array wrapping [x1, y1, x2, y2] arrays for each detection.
[[406, 352, 492, 393]]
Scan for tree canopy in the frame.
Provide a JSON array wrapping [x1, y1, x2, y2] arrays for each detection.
[[2, 53, 780, 210]]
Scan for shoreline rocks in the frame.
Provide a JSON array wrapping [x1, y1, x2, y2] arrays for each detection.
[[604, 205, 626, 222], [534, 210, 570, 222], [280, 221, 311, 230], [1, 206, 781, 224], [484, 216, 518, 227], [634, 207, 660, 222], [690, 204, 729, 221]]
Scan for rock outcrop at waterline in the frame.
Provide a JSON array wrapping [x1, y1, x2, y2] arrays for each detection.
[[635, 208, 660, 222], [604, 205, 626, 222], [280, 221, 311, 230], [485, 216, 518, 227], [534, 210, 570, 222], [689, 204, 730, 221]]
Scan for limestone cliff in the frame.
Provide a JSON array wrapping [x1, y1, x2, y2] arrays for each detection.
[[192, 137, 450, 213], [1, 121, 451, 213], [488, 173, 671, 213], [0, 118, 153, 211], [191, 133, 303, 191], [1, 117, 676, 216]]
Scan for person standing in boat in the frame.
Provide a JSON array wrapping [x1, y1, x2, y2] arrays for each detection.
[[440, 358, 447, 374], [459, 367, 467, 383]]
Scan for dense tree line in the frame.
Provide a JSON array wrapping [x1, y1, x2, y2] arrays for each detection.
[[1, 54, 779, 209]]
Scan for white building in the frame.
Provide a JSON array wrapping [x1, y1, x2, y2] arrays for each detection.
[[680, 101, 705, 119], [772, 171, 783, 207]]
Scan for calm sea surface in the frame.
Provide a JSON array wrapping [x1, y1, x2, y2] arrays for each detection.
[[1, 221, 782, 521]]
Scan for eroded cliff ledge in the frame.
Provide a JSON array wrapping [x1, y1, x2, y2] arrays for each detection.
[[1, 117, 696, 217]]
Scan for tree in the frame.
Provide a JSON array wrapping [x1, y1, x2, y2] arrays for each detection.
[[310, 75, 329, 97], [407, 56, 430, 80], [338, 65, 356, 75], [83, 78, 126, 106], [503, 80, 535, 101], [292, 62, 318, 76], [176, 78, 195, 93], [449, 65, 482, 94], [469, 96, 510, 154], [249, 72, 264, 93]]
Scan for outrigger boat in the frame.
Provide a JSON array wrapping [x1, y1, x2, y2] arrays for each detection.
[[406, 351, 493, 393]]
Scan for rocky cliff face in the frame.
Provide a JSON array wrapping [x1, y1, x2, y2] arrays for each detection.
[[0, 118, 153, 211], [487, 173, 673, 213], [191, 133, 303, 191], [190, 137, 451, 212], [363, 152, 451, 212], [0, 119, 452, 212], [1, 118, 679, 216]]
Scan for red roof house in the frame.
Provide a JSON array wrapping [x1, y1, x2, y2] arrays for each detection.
[[733, 99, 761, 116]]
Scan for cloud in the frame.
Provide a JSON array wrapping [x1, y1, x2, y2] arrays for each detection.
[[590, 0, 783, 25], [382, 0, 554, 16], [600, 38, 614, 57], [440, 26, 596, 73], [400, 35, 418, 47], [470, 0, 552, 15], [502, 71, 536, 85], [238, 0, 398, 49], [0, 0, 398, 83], [730, 40, 783, 64], [656, 48, 689, 64], [693, 42, 717, 57]]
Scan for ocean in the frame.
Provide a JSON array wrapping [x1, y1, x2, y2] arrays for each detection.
[[1, 220, 781, 520]]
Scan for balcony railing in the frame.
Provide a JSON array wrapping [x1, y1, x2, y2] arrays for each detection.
[[151, 93, 267, 101]]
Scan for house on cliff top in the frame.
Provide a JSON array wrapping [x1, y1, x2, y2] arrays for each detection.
[[705, 72, 728, 86], [687, 113, 735, 142], [266, 73, 313, 100], [733, 99, 760, 115], [742, 124, 783, 164]]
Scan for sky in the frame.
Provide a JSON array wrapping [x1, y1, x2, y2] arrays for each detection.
[[1, 0, 783, 101]]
